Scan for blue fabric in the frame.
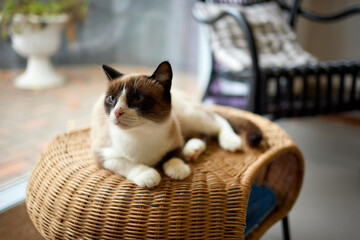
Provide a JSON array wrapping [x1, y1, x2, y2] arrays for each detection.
[[245, 184, 277, 236]]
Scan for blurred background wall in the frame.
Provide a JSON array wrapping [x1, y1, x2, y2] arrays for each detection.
[[296, 0, 360, 61], [0, 0, 359, 73], [0, 0, 199, 73]]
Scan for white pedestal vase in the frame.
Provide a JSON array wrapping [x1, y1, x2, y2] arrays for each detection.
[[11, 14, 68, 90]]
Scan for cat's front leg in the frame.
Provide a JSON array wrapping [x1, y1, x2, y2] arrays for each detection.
[[100, 147, 161, 187], [163, 158, 190, 180], [103, 158, 161, 188]]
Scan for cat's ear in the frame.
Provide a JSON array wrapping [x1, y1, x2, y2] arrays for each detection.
[[102, 65, 123, 81], [150, 61, 172, 91]]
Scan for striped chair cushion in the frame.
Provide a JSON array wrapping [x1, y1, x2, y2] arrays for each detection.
[[209, 0, 293, 8], [209, 0, 272, 5], [196, 1, 317, 72]]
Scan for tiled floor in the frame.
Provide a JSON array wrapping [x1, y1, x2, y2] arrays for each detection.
[[0, 65, 199, 188], [1, 66, 359, 239], [263, 116, 360, 240]]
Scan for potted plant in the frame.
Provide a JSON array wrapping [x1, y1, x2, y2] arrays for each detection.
[[0, 0, 88, 89]]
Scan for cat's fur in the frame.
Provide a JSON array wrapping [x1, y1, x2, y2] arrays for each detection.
[[91, 61, 262, 188]]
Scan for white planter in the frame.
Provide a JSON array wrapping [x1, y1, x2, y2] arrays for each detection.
[[11, 14, 68, 90]]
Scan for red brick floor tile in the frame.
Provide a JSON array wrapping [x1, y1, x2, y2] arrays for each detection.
[[20, 118, 50, 131], [35, 140, 50, 152], [0, 158, 30, 180]]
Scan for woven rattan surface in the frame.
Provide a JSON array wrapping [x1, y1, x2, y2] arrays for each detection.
[[26, 106, 304, 240]]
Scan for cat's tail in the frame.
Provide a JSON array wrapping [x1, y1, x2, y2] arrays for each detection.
[[215, 111, 263, 148]]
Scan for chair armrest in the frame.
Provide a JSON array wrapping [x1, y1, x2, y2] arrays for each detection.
[[192, 5, 259, 72], [299, 5, 360, 22], [192, 4, 262, 113], [279, 0, 360, 27]]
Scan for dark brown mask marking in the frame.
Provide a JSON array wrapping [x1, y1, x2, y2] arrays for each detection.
[[102, 61, 173, 122]]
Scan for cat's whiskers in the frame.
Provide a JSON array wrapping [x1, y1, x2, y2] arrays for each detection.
[[119, 113, 140, 123]]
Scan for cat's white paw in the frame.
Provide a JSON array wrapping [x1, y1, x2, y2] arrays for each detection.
[[101, 147, 119, 160], [103, 158, 119, 171], [183, 138, 206, 161], [219, 130, 242, 152], [133, 168, 161, 188], [163, 158, 190, 180]]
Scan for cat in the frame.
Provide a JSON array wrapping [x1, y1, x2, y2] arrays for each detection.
[[91, 61, 262, 188]]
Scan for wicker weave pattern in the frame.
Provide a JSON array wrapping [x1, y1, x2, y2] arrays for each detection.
[[26, 106, 304, 239]]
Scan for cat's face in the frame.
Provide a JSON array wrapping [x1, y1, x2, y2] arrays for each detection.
[[102, 61, 172, 129]]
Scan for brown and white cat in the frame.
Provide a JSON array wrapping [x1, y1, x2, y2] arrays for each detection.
[[91, 61, 262, 188]]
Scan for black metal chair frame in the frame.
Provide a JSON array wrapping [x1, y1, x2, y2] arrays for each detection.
[[193, 0, 360, 239], [194, 0, 360, 121]]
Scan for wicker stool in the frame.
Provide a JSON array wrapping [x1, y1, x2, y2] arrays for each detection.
[[26, 106, 304, 239]]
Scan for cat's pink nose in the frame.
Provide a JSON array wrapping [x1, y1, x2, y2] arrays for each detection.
[[114, 108, 124, 118]]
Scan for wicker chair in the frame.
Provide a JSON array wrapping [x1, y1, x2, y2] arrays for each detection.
[[193, 0, 360, 120], [26, 106, 304, 239]]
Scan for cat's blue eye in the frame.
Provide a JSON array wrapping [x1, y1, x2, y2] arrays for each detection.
[[108, 95, 116, 103], [133, 93, 143, 102]]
